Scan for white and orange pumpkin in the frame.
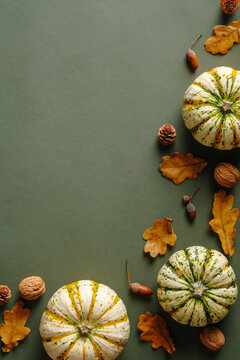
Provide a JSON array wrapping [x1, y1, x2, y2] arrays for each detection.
[[157, 246, 238, 327], [182, 66, 240, 150], [39, 280, 130, 360]]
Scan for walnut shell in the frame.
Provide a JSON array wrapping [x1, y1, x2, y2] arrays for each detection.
[[18, 276, 46, 300], [214, 162, 240, 188], [200, 326, 225, 351], [0, 285, 11, 305]]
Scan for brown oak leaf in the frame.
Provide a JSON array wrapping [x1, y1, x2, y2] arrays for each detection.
[[138, 311, 175, 354], [205, 20, 240, 54], [159, 152, 207, 184], [209, 189, 240, 257], [143, 218, 176, 257], [0, 301, 31, 352]]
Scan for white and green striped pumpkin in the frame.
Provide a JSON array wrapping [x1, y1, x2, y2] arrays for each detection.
[[157, 246, 238, 327], [182, 66, 240, 150], [39, 280, 130, 360]]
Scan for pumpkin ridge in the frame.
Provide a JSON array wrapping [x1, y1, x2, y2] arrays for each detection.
[[88, 282, 99, 318], [183, 100, 215, 109], [230, 83, 240, 101], [158, 291, 192, 304], [202, 297, 224, 323], [229, 68, 238, 98], [208, 281, 235, 289], [170, 298, 195, 319], [208, 69, 224, 98], [45, 309, 74, 325], [190, 113, 219, 136], [183, 249, 197, 282], [204, 263, 232, 286], [192, 81, 221, 101], [75, 284, 83, 313], [201, 256, 227, 285], [230, 118, 239, 148], [64, 284, 82, 320], [166, 262, 191, 284], [212, 118, 225, 148], [159, 286, 191, 292], [159, 270, 191, 289], [89, 337, 104, 360], [202, 297, 216, 323], [204, 293, 232, 308], [82, 343, 86, 360], [199, 249, 212, 283], [99, 314, 129, 328], [188, 299, 196, 325], [96, 295, 120, 321], [204, 295, 230, 309], [94, 333, 125, 348], [42, 332, 77, 343], [200, 120, 221, 143], [56, 336, 78, 360]]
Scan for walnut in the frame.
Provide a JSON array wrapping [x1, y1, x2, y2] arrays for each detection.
[[18, 276, 46, 300], [200, 326, 225, 351], [0, 285, 11, 305], [214, 162, 240, 188]]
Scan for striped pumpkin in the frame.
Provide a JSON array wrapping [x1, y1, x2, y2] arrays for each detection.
[[182, 66, 240, 150], [39, 280, 130, 360], [157, 246, 238, 327]]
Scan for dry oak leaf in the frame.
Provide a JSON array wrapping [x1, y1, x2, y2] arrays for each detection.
[[205, 20, 240, 54], [159, 152, 207, 184], [0, 301, 31, 352], [137, 311, 175, 354], [209, 189, 240, 257], [143, 218, 176, 257]]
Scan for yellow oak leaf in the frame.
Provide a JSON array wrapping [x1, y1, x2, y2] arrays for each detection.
[[143, 218, 176, 258], [138, 311, 175, 354], [205, 20, 240, 55], [159, 152, 207, 184], [0, 301, 31, 352], [209, 189, 240, 257]]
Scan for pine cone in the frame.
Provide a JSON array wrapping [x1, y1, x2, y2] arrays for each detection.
[[0, 285, 11, 305], [221, 0, 239, 14], [158, 124, 176, 145]]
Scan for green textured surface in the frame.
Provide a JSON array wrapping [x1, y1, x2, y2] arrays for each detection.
[[0, 0, 240, 359]]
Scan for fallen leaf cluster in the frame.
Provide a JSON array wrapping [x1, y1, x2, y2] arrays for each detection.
[[0, 301, 30, 353], [205, 20, 240, 54], [137, 312, 175, 354], [209, 189, 239, 257]]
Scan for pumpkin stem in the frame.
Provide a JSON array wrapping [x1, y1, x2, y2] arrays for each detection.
[[191, 281, 208, 299], [77, 322, 92, 337], [220, 100, 233, 114]]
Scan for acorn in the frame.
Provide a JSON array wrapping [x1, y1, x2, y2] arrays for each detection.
[[186, 34, 202, 70], [186, 201, 196, 219]]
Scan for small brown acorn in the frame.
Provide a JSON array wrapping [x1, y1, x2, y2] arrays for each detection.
[[186, 34, 202, 70], [186, 201, 196, 219]]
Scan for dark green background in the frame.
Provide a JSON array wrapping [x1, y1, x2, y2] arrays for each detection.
[[0, 0, 240, 359]]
